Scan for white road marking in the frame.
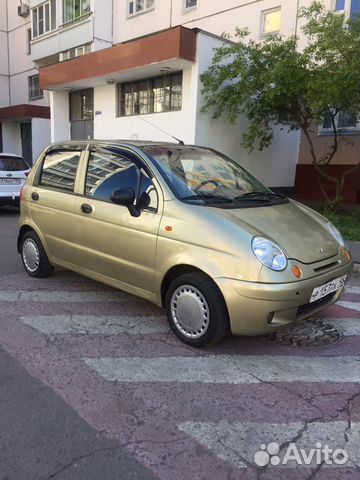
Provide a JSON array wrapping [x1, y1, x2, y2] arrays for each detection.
[[337, 301, 360, 313], [0, 290, 126, 303], [83, 355, 360, 384], [325, 318, 360, 336], [20, 314, 168, 335], [178, 421, 360, 469], [346, 286, 360, 295]]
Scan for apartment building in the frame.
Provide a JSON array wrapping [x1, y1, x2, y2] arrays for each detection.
[[29, 0, 359, 199], [0, 0, 51, 165]]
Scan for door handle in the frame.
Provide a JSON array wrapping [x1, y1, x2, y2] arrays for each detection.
[[31, 192, 39, 201], [81, 203, 93, 214]]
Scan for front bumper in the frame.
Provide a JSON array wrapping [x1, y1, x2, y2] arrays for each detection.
[[215, 260, 353, 335]]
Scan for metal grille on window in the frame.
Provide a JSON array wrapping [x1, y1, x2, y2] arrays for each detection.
[[119, 72, 182, 116], [28, 75, 43, 101]]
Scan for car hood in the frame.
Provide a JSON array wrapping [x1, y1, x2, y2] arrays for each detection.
[[208, 201, 339, 264]]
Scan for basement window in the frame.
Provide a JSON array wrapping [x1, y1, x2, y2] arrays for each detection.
[[320, 110, 360, 134]]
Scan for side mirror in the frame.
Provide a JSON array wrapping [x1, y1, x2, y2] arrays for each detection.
[[111, 188, 140, 217]]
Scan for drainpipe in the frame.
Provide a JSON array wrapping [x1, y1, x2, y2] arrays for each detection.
[[295, 0, 300, 36]]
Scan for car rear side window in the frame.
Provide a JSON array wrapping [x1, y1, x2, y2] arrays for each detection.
[[39, 150, 81, 193], [0, 156, 28, 171]]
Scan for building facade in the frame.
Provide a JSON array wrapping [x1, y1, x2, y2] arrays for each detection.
[[0, 0, 51, 165], [27, 0, 360, 198]]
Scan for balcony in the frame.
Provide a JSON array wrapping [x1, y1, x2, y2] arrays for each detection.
[[30, 0, 113, 65], [31, 13, 93, 64]]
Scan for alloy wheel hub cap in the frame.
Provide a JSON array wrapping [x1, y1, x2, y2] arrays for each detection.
[[22, 239, 40, 273], [170, 285, 210, 339]]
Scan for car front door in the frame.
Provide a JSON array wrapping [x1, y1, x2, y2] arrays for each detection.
[[74, 147, 162, 294]]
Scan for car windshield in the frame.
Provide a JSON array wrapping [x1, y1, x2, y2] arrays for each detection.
[[143, 146, 272, 202], [0, 156, 28, 171]]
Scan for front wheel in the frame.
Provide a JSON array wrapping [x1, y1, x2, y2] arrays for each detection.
[[21, 231, 54, 278], [165, 272, 229, 347]]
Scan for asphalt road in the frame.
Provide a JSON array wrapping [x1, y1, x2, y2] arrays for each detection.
[[0, 206, 359, 480], [0, 208, 158, 480]]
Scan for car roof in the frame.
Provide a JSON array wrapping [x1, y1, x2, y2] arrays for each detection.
[[48, 140, 186, 150], [0, 153, 23, 158]]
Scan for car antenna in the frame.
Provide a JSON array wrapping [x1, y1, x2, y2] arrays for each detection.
[[136, 116, 184, 145]]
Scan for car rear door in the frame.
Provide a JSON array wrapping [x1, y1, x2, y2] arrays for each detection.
[[74, 146, 162, 293], [28, 146, 85, 266]]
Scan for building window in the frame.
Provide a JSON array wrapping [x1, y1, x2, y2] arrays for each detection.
[[335, 0, 360, 18], [184, 0, 197, 9], [32, 0, 56, 38], [118, 73, 182, 116], [63, 0, 90, 23], [261, 7, 281, 36], [28, 75, 43, 101], [321, 110, 359, 132], [60, 43, 91, 61], [128, 0, 154, 16]]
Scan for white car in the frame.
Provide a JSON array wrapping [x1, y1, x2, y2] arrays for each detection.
[[0, 153, 31, 207]]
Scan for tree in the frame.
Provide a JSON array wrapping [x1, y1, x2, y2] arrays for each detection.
[[200, 1, 360, 207]]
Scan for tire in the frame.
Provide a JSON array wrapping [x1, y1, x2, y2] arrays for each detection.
[[165, 272, 229, 347], [21, 231, 54, 278]]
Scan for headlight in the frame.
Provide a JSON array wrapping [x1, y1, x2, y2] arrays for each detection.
[[252, 236, 287, 271], [326, 222, 345, 247]]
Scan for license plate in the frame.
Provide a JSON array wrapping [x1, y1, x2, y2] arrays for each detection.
[[0, 178, 21, 185], [310, 275, 347, 303]]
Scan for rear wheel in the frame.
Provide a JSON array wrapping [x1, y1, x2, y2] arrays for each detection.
[[21, 231, 54, 278], [165, 272, 229, 347]]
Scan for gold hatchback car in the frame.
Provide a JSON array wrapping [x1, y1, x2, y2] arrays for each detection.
[[18, 141, 352, 346]]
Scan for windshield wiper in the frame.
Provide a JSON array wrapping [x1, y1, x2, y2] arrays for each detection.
[[235, 191, 286, 201], [181, 193, 233, 203]]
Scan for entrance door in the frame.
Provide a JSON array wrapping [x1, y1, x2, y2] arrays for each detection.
[[70, 89, 94, 140], [21, 122, 33, 166]]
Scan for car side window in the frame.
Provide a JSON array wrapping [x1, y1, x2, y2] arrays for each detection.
[[85, 151, 158, 210], [39, 150, 81, 193]]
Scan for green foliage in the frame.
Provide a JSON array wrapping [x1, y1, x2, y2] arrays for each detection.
[[201, 1, 360, 206], [201, 1, 360, 152], [312, 205, 360, 241]]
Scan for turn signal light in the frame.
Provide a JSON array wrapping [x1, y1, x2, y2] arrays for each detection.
[[292, 265, 302, 278], [343, 250, 351, 261]]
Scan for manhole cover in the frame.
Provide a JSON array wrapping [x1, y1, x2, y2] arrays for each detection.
[[260, 317, 343, 347]]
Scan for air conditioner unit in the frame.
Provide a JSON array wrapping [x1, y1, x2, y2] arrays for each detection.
[[18, 4, 30, 17]]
